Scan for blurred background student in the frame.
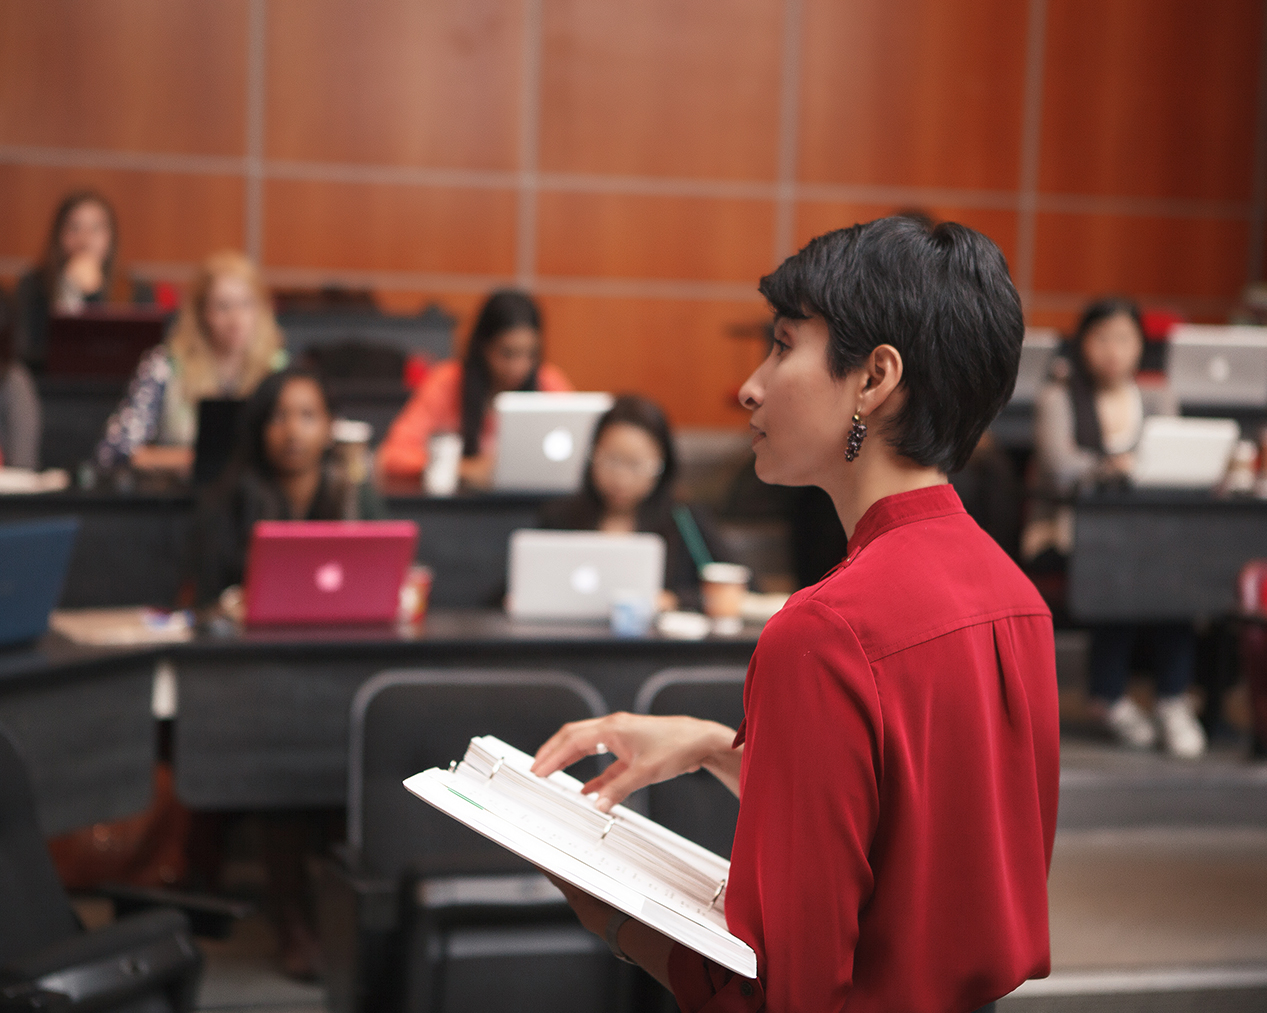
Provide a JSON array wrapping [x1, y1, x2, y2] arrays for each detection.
[[1026, 296, 1205, 757], [539, 394, 729, 612], [185, 364, 382, 978], [96, 251, 285, 475], [188, 365, 384, 608], [377, 289, 571, 488], [14, 190, 151, 371], [0, 288, 41, 469]]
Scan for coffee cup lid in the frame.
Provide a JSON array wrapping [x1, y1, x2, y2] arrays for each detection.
[[700, 562, 751, 585]]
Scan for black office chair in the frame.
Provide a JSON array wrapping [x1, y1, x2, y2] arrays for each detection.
[[317, 669, 622, 1013], [0, 724, 202, 1013], [632, 666, 747, 860]]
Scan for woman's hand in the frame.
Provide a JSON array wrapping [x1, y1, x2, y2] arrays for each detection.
[[130, 445, 194, 476], [531, 712, 741, 811], [63, 251, 104, 297], [458, 453, 495, 489]]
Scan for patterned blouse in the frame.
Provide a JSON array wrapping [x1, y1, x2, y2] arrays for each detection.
[[95, 345, 286, 469]]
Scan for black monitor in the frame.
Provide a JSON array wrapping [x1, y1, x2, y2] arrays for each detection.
[[193, 398, 244, 488]]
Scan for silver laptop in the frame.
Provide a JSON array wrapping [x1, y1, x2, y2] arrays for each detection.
[[1131, 416, 1240, 489], [506, 530, 664, 620], [1167, 325, 1267, 408], [1009, 327, 1061, 405], [492, 391, 615, 492]]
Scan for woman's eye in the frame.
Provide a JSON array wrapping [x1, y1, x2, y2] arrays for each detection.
[[772, 338, 790, 356]]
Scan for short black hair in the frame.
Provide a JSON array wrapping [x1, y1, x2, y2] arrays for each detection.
[[758, 217, 1024, 474]]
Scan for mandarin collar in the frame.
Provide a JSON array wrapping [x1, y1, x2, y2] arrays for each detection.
[[844, 483, 965, 563]]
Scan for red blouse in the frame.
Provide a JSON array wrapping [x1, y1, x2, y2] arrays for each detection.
[[669, 484, 1060, 1013]]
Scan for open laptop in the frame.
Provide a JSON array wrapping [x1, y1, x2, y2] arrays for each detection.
[[0, 518, 79, 646], [1131, 416, 1240, 489], [506, 529, 664, 620], [193, 398, 244, 487], [492, 392, 614, 493], [45, 309, 169, 379], [243, 520, 418, 626], [1167, 325, 1267, 408], [1009, 327, 1061, 405]]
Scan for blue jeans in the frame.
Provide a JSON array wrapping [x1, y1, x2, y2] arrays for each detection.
[[1089, 623, 1195, 702]]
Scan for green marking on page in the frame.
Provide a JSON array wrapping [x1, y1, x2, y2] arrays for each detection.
[[446, 786, 485, 810]]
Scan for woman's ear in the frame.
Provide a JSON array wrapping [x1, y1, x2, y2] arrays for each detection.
[[857, 344, 904, 417]]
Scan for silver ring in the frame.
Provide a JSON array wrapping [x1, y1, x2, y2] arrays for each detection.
[[594, 742, 609, 755]]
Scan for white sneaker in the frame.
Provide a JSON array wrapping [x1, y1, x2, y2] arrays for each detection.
[[1156, 695, 1207, 759], [1104, 696, 1157, 749]]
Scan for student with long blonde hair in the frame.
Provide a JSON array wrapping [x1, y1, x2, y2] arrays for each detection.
[[96, 251, 285, 473]]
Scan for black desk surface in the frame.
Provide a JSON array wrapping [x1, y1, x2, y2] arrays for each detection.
[[1069, 490, 1267, 623], [174, 609, 761, 810], [0, 611, 762, 821], [0, 486, 555, 609]]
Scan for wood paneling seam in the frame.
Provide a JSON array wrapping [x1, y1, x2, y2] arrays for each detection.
[[0, 144, 1253, 221], [516, 0, 544, 287], [244, 0, 267, 263], [773, 0, 803, 266], [1015, 0, 1048, 306]]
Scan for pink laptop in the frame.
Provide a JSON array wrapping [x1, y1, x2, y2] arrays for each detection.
[[243, 520, 419, 626]]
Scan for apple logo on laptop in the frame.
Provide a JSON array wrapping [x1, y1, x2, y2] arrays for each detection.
[[570, 564, 600, 595], [542, 427, 574, 462], [315, 561, 345, 593], [1207, 354, 1230, 384]]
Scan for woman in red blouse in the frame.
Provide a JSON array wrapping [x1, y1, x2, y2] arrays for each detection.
[[532, 218, 1060, 1013]]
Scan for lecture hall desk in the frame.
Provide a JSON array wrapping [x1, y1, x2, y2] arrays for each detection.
[[0, 484, 550, 609], [0, 612, 760, 831], [1068, 489, 1267, 623]]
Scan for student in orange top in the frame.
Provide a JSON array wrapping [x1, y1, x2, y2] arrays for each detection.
[[376, 290, 571, 488]]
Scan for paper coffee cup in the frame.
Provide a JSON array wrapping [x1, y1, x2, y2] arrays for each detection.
[[700, 562, 751, 626], [425, 432, 463, 496]]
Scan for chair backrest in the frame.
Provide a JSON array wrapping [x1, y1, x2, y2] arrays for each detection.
[[348, 670, 607, 879], [0, 723, 80, 964], [633, 667, 747, 859]]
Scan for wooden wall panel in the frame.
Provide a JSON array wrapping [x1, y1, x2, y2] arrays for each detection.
[[536, 193, 775, 281], [263, 179, 517, 275], [1032, 213, 1250, 299], [0, 164, 245, 267], [538, 0, 783, 179], [1040, 0, 1262, 200], [0, 0, 247, 156], [797, 0, 1029, 188], [265, 0, 522, 169], [795, 203, 1020, 267], [540, 295, 770, 427]]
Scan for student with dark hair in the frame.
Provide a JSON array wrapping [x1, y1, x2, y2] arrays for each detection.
[[532, 218, 1058, 1013], [189, 366, 383, 606], [539, 394, 729, 611], [186, 365, 383, 979], [1027, 296, 1203, 757], [377, 290, 572, 487], [0, 287, 41, 469], [14, 190, 150, 370]]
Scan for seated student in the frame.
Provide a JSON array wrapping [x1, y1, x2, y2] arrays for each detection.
[[96, 251, 285, 475], [0, 288, 41, 469], [532, 219, 1059, 1012], [377, 289, 571, 487], [1027, 296, 1204, 757], [14, 190, 151, 370], [189, 365, 384, 606], [538, 394, 730, 612]]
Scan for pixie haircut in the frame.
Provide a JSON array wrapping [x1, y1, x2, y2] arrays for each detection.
[[759, 217, 1024, 474]]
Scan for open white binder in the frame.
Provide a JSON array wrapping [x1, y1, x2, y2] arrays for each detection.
[[403, 735, 758, 978]]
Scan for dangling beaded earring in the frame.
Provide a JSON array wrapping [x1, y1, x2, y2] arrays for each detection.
[[845, 413, 867, 462]]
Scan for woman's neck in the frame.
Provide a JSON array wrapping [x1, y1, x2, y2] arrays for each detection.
[[278, 469, 322, 519], [822, 445, 946, 539], [599, 507, 638, 533], [213, 346, 247, 390]]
